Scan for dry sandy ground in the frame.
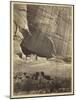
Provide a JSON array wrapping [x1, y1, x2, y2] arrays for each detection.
[[13, 56, 72, 79]]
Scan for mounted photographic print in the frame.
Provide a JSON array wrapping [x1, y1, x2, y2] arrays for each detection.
[[10, 1, 74, 98]]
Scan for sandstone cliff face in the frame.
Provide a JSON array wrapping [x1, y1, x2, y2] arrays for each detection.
[[13, 4, 73, 59], [27, 5, 72, 58], [13, 4, 28, 60], [12, 3, 73, 95]]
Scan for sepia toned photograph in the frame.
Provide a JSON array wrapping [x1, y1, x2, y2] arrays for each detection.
[[10, 1, 74, 98]]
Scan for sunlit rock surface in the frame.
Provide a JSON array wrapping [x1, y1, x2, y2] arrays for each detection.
[[13, 4, 72, 59], [12, 4, 73, 95]]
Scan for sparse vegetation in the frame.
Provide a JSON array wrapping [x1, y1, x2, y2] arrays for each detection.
[[14, 71, 71, 95], [63, 57, 72, 63]]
